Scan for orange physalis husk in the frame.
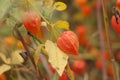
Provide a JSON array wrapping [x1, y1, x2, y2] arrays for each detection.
[[57, 31, 79, 55]]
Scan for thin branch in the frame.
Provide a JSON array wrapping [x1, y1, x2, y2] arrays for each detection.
[[97, 0, 108, 80], [14, 23, 36, 69], [13, 23, 44, 79], [39, 53, 53, 80], [101, 0, 118, 80]]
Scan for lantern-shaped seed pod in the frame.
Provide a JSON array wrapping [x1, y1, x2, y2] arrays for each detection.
[[57, 31, 79, 55]]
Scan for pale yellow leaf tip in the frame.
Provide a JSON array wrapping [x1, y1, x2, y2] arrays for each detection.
[[11, 50, 24, 65], [0, 64, 11, 75], [34, 44, 44, 65]]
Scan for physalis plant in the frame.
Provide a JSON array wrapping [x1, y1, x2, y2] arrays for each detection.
[[0, 0, 85, 80], [21, 0, 79, 79]]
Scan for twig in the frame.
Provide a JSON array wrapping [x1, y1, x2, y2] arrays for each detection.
[[13, 23, 44, 79], [64, 70, 71, 80], [66, 64, 75, 80], [101, 0, 118, 80], [69, 54, 97, 61], [28, 32, 42, 43], [97, 0, 108, 80], [39, 53, 53, 80], [14, 23, 36, 69]]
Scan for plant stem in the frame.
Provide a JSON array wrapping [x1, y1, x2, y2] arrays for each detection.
[[66, 64, 75, 80], [13, 23, 44, 79], [69, 53, 96, 61], [97, 0, 107, 80], [27, 0, 59, 40], [28, 32, 42, 44], [27, 0, 50, 25], [14, 23, 36, 69], [101, 0, 118, 80], [39, 53, 53, 80]]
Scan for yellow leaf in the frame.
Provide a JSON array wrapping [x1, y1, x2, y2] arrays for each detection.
[[0, 53, 11, 64], [53, 2, 67, 11], [0, 64, 11, 75], [45, 40, 68, 76], [11, 50, 24, 65], [34, 44, 44, 65], [41, 48, 48, 55], [55, 21, 69, 30]]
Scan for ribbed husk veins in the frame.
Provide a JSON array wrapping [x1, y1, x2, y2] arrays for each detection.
[[57, 31, 79, 55]]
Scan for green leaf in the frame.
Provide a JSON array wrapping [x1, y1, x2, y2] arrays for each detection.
[[0, 0, 12, 20], [6, 18, 16, 27], [43, 7, 54, 19], [9, 8, 22, 22]]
